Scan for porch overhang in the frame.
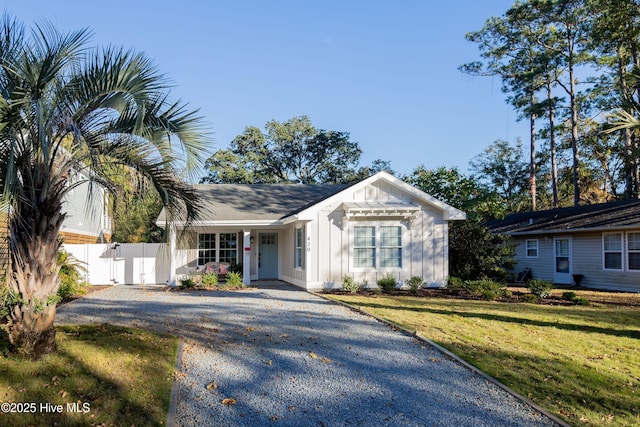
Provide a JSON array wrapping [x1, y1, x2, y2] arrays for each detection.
[[341, 201, 421, 221]]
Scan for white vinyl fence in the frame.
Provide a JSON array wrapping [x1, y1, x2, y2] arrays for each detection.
[[63, 243, 170, 286]]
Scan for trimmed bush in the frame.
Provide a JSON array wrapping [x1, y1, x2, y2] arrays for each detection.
[[562, 291, 577, 301], [180, 277, 196, 288], [342, 275, 359, 293], [463, 279, 509, 298], [528, 279, 553, 299], [201, 273, 218, 288], [225, 271, 244, 288], [521, 293, 539, 303], [377, 274, 398, 293], [406, 276, 424, 295]]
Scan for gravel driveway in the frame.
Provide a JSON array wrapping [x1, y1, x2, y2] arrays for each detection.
[[56, 282, 560, 427]]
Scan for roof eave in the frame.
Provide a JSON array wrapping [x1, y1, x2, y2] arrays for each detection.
[[501, 224, 640, 236]]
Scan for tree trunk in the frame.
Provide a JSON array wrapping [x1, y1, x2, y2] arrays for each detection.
[[547, 81, 559, 208], [7, 163, 66, 359], [529, 90, 537, 211], [568, 47, 581, 206]]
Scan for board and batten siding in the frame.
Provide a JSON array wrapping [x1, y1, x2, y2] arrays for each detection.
[[302, 181, 450, 289]]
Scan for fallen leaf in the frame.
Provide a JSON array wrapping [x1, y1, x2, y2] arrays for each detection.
[[222, 398, 237, 405], [321, 357, 331, 363], [206, 381, 218, 390], [309, 351, 318, 359], [263, 359, 273, 365]]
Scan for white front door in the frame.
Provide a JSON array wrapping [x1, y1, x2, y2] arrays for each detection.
[[554, 237, 572, 284]]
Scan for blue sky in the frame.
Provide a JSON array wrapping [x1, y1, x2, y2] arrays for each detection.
[[5, 1, 526, 177]]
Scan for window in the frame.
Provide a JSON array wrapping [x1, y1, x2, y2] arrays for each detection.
[[294, 228, 305, 269], [526, 240, 538, 258], [380, 226, 402, 268], [603, 233, 623, 270], [219, 233, 238, 264], [198, 232, 238, 265], [354, 226, 376, 268], [198, 233, 216, 265], [353, 225, 402, 269], [628, 232, 640, 271]]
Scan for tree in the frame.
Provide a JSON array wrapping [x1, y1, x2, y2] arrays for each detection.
[[202, 116, 362, 184], [405, 166, 515, 281], [0, 16, 209, 358], [469, 139, 530, 213]]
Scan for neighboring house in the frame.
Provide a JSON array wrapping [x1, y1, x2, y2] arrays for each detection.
[[157, 171, 466, 289], [486, 199, 640, 292], [60, 171, 112, 244]]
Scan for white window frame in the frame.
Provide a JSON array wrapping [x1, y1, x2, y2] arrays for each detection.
[[350, 222, 404, 271], [602, 232, 623, 271], [626, 232, 640, 272], [294, 227, 305, 269], [198, 232, 239, 266], [198, 233, 217, 265], [525, 239, 538, 258]]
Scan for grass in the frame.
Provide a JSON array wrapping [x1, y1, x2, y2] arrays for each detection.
[[0, 324, 177, 427], [327, 290, 640, 427]]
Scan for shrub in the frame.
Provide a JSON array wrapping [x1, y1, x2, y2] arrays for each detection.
[[521, 293, 539, 303], [528, 279, 553, 299], [228, 262, 243, 274], [562, 291, 577, 301], [225, 271, 244, 288], [342, 275, 359, 293], [180, 277, 196, 288], [201, 273, 218, 288], [406, 276, 424, 295], [57, 250, 87, 300], [447, 276, 465, 295], [574, 297, 590, 306], [377, 274, 398, 293], [463, 279, 509, 298]]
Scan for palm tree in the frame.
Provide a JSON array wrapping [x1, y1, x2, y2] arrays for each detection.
[[0, 15, 209, 358]]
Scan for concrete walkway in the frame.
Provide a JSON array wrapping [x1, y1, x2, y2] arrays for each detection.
[[56, 282, 560, 427]]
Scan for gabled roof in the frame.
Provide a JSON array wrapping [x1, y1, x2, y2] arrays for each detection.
[[486, 199, 640, 235], [157, 171, 466, 226]]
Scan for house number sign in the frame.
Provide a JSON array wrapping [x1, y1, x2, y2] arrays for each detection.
[[307, 236, 311, 252]]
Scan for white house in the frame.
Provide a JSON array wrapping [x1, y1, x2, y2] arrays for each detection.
[[157, 171, 466, 289]]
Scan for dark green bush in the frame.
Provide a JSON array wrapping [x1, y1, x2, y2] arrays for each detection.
[[528, 279, 553, 299], [521, 293, 539, 303], [562, 291, 577, 301], [180, 277, 196, 288], [377, 274, 398, 292], [574, 297, 590, 306], [463, 279, 509, 298], [447, 276, 465, 295], [406, 276, 424, 295]]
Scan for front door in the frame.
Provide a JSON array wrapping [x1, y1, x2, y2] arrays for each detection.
[[258, 233, 278, 279], [554, 237, 572, 284]]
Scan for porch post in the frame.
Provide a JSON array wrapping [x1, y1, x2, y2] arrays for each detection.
[[242, 230, 251, 286], [168, 224, 177, 286]]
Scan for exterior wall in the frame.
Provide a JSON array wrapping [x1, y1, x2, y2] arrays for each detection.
[[61, 179, 111, 243], [512, 231, 640, 292], [304, 181, 451, 290]]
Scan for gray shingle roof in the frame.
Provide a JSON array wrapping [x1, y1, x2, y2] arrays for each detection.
[[157, 183, 349, 223], [486, 199, 640, 234]]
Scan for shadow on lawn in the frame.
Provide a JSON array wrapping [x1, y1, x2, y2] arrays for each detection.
[[0, 325, 173, 427], [445, 340, 640, 427], [350, 300, 640, 340]]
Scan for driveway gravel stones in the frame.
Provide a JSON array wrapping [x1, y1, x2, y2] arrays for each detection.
[[56, 282, 560, 426]]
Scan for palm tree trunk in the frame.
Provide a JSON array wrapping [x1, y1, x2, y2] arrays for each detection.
[[7, 163, 65, 359]]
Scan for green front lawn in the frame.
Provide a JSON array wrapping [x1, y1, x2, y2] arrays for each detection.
[[0, 324, 177, 426], [327, 292, 640, 427]]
